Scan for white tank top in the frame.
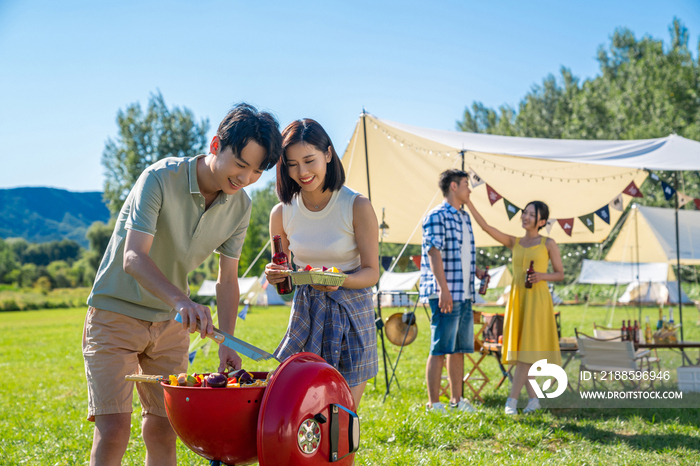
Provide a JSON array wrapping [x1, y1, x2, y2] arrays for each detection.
[[283, 185, 361, 272]]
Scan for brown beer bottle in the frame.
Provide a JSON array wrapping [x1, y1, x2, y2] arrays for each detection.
[[478, 266, 491, 295], [272, 235, 293, 295], [627, 320, 633, 341], [524, 261, 534, 289], [621, 320, 627, 341]]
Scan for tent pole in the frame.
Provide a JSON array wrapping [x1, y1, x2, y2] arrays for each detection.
[[362, 109, 372, 202], [460, 150, 465, 171], [634, 205, 641, 323], [675, 171, 684, 341]]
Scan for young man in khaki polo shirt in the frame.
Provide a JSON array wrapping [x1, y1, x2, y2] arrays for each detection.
[[82, 103, 282, 465]]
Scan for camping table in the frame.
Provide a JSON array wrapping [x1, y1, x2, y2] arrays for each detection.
[[482, 342, 578, 391], [635, 342, 700, 366]]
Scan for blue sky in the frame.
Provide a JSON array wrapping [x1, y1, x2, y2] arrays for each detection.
[[1, 0, 699, 193]]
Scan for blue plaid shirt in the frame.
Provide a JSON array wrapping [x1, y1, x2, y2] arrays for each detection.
[[419, 201, 476, 303]]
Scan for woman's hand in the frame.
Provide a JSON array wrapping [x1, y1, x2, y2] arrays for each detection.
[[527, 272, 543, 284], [310, 284, 339, 292], [264, 262, 290, 285]]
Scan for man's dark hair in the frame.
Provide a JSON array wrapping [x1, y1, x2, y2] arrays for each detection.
[[276, 119, 345, 204], [525, 200, 550, 231], [438, 169, 469, 196], [216, 103, 282, 170]]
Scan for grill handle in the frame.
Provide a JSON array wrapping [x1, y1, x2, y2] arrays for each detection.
[[329, 403, 360, 462]]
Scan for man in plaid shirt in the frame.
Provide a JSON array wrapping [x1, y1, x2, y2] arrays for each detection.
[[420, 169, 485, 413]]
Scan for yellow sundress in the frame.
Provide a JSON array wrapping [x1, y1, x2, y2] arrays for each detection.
[[502, 237, 561, 366]]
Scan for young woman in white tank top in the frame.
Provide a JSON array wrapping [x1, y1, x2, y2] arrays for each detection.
[[265, 119, 380, 410]]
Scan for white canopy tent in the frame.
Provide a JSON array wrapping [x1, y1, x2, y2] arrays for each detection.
[[605, 205, 700, 265], [473, 264, 512, 289], [618, 281, 693, 305], [196, 277, 263, 304], [341, 112, 700, 338], [342, 113, 700, 246], [578, 259, 675, 284], [378, 271, 421, 291]]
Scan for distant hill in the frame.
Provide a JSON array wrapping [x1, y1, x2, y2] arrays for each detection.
[[0, 187, 111, 248]]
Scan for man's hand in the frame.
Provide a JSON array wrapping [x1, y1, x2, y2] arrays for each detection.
[[175, 298, 213, 338], [218, 345, 242, 372], [438, 287, 453, 313]]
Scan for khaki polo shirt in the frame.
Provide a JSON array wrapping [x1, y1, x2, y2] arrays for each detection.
[[87, 155, 251, 322]]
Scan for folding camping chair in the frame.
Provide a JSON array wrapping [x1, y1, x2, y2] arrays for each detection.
[[593, 323, 662, 371], [575, 329, 654, 391]]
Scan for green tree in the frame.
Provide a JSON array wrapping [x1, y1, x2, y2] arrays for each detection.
[[20, 240, 82, 266], [86, 220, 115, 266], [455, 18, 700, 281], [102, 91, 210, 215], [47, 260, 73, 288], [0, 238, 18, 283]]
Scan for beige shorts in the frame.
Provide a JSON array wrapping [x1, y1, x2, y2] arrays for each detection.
[[82, 307, 188, 421]]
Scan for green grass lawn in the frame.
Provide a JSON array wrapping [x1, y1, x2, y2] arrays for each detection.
[[1, 304, 700, 465]]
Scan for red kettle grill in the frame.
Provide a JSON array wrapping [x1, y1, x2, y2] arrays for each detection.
[[162, 352, 360, 465]]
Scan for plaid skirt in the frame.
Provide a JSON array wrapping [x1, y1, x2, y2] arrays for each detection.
[[274, 284, 378, 387]]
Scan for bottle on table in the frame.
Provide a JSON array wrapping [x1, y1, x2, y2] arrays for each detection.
[[668, 308, 675, 329], [272, 235, 293, 295], [621, 320, 627, 341], [627, 320, 632, 341], [657, 306, 664, 330], [525, 261, 535, 289], [478, 266, 491, 295], [633, 320, 639, 344], [644, 316, 653, 344]]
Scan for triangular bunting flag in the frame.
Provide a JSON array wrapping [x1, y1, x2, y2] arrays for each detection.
[[661, 180, 676, 201], [397, 256, 410, 272], [578, 213, 595, 233], [678, 192, 694, 208], [557, 218, 574, 237], [468, 169, 485, 188], [238, 303, 249, 320], [381, 256, 393, 271], [503, 199, 521, 220], [622, 181, 643, 198], [609, 194, 624, 211], [411, 255, 421, 269], [649, 171, 660, 182], [486, 184, 502, 206], [188, 350, 197, 364], [594, 205, 611, 224], [694, 199, 700, 210], [545, 219, 556, 235]]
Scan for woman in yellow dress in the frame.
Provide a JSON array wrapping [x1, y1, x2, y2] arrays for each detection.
[[466, 199, 564, 414]]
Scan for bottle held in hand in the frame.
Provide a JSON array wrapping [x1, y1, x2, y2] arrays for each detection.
[[272, 235, 293, 295], [478, 266, 491, 295], [524, 261, 534, 289]]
